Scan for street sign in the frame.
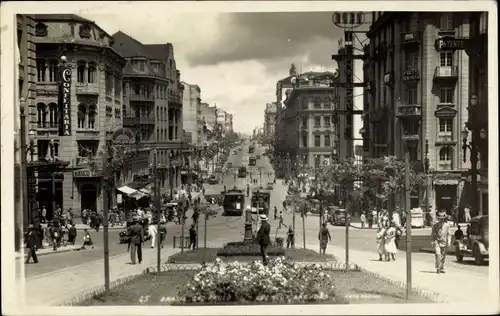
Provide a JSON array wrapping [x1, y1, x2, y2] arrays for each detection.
[[435, 37, 467, 51]]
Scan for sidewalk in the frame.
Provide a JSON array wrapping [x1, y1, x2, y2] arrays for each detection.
[[16, 244, 84, 260], [307, 243, 491, 304]]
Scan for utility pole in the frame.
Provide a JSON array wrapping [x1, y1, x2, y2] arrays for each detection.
[[153, 150, 161, 274], [404, 147, 412, 299], [101, 154, 110, 295], [302, 211, 306, 249], [204, 210, 208, 248]]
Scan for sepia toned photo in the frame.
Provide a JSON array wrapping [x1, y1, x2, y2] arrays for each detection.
[[1, 1, 498, 315]]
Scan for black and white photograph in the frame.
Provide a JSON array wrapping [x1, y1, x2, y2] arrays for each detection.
[[1, 1, 498, 315]]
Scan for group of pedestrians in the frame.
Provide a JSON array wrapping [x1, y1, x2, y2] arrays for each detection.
[[375, 220, 402, 261]]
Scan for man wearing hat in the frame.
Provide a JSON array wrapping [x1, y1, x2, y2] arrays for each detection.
[[128, 216, 144, 264], [255, 214, 271, 264], [431, 211, 452, 273], [25, 224, 39, 264]]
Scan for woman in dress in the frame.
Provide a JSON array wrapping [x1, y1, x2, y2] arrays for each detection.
[[384, 221, 398, 261], [376, 224, 386, 261], [318, 222, 331, 254]]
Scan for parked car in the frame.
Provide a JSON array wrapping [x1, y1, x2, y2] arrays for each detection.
[[207, 174, 219, 185], [330, 208, 347, 226], [455, 215, 489, 265], [266, 182, 274, 190]]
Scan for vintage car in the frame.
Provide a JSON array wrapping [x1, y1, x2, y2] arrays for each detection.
[[249, 156, 256, 166], [227, 162, 233, 169], [119, 217, 151, 244], [207, 174, 219, 185], [266, 182, 274, 190], [455, 215, 489, 265], [329, 207, 347, 226]]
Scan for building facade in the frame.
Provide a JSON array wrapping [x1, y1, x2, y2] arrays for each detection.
[[113, 32, 185, 196], [181, 82, 203, 147], [32, 15, 126, 218], [363, 12, 473, 213], [276, 66, 341, 172], [263, 102, 277, 144]]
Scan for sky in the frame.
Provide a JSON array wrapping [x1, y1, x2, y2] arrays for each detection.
[[85, 11, 369, 136]]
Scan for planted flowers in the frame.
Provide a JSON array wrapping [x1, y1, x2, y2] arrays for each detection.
[[176, 257, 340, 304]]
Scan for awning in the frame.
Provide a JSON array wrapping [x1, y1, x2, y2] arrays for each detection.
[[139, 184, 153, 195], [130, 191, 147, 200], [117, 185, 138, 195], [434, 179, 459, 186]]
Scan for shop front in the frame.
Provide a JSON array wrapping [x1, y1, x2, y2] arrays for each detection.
[[73, 168, 104, 214]]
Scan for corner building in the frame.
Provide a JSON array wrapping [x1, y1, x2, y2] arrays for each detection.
[[363, 12, 473, 213], [33, 15, 126, 218]]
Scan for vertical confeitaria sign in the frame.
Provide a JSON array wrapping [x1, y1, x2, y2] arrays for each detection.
[[59, 66, 72, 136]]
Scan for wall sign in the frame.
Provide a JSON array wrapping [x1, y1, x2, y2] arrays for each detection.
[[73, 170, 101, 178], [435, 37, 467, 51], [402, 69, 420, 81], [59, 66, 72, 136]]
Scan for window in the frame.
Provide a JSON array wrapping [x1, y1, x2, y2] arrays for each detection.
[[313, 97, 321, 109], [440, 14, 454, 31], [439, 87, 454, 103], [314, 135, 321, 147], [314, 155, 321, 168], [37, 103, 47, 127], [301, 98, 309, 109], [37, 140, 49, 159], [77, 104, 86, 128], [48, 103, 58, 128], [105, 72, 113, 96], [53, 142, 59, 157], [301, 134, 308, 147], [405, 50, 418, 69], [114, 76, 121, 99], [123, 82, 128, 96], [77, 61, 86, 83], [440, 52, 453, 67], [324, 97, 331, 108], [406, 86, 418, 104], [36, 59, 46, 82], [48, 60, 59, 82], [301, 116, 308, 128], [439, 147, 452, 161], [314, 116, 321, 127], [115, 108, 121, 118], [138, 61, 145, 71], [133, 84, 140, 95], [122, 105, 127, 117], [324, 116, 331, 126], [324, 134, 330, 147], [87, 63, 97, 83], [78, 140, 99, 157], [439, 118, 453, 132]]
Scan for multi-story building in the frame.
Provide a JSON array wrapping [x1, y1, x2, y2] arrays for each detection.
[[181, 82, 203, 147], [113, 32, 185, 195], [201, 102, 217, 141], [225, 113, 234, 133], [32, 14, 126, 218], [275, 65, 341, 172], [363, 12, 473, 213], [15, 14, 37, 228], [263, 102, 277, 144]]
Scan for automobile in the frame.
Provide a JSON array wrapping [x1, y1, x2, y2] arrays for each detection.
[[266, 182, 274, 190], [455, 215, 489, 265], [249, 156, 256, 166], [207, 174, 219, 185], [330, 208, 347, 226], [119, 217, 150, 244], [227, 162, 233, 169], [233, 150, 237, 155], [238, 166, 247, 178]]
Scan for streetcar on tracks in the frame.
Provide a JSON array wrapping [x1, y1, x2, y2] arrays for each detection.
[[222, 189, 245, 216]]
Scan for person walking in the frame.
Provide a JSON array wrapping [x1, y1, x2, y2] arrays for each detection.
[[454, 225, 464, 241], [48, 223, 59, 251], [41, 207, 47, 224], [68, 223, 77, 245], [128, 217, 144, 264], [431, 211, 452, 273], [149, 222, 158, 248], [25, 225, 39, 264], [286, 225, 294, 248], [452, 203, 459, 226], [464, 205, 471, 222], [189, 224, 197, 250], [274, 206, 278, 220], [360, 212, 366, 229], [318, 222, 332, 255], [192, 209, 199, 225], [278, 209, 284, 229], [81, 229, 94, 249], [159, 221, 167, 249], [384, 221, 397, 261], [255, 214, 271, 264], [367, 210, 374, 229], [376, 224, 386, 261]]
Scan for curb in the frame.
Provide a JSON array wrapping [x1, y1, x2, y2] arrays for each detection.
[[76, 227, 125, 231], [18, 247, 86, 260], [419, 248, 456, 255]]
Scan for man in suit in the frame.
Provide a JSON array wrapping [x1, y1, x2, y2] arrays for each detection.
[[128, 217, 144, 264], [25, 224, 39, 264], [255, 214, 271, 264]]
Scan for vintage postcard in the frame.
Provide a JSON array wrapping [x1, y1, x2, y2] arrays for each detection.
[[1, 1, 498, 315]]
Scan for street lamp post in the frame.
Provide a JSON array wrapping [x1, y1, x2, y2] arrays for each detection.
[[19, 103, 36, 228], [152, 149, 162, 274], [424, 135, 431, 226]]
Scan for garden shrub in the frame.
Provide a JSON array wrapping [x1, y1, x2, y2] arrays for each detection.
[[176, 257, 341, 303], [217, 242, 285, 257]]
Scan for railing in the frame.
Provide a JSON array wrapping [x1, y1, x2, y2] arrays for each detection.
[[36, 83, 58, 96], [396, 104, 422, 118], [37, 122, 59, 129], [435, 134, 454, 145], [434, 66, 459, 79], [168, 96, 182, 105], [75, 83, 99, 95], [129, 94, 155, 102], [438, 161, 452, 170], [123, 116, 155, 126]]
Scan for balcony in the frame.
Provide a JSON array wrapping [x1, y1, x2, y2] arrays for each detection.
[[123, 116, 155, 126], [402, 69, 420, 82], [36, 83, 58, 96], [396, 104, 422, 119], [435, 134, 456, 146], [168, 96, 182, 105], [129, 94, 155, 102], [438, 161, 453, 170], [37, 122, 59, 130], [75, 82, 99, 95], [433, 66, 459, 81], [401, 31, 421, 47], [76, 156, 91, 166]]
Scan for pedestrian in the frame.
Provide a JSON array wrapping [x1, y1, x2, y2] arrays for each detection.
[[367, 211, 373, 229], [384, 221, 397, 261], [360, 212, 366, 229], [37, 223, 44, 249], [376, 224, 386, 261], [394, 224, 403, 249], [392, 210, 401, 228], [48, 223, 59, 251], [25, 224, 39, 264], [431, 211, 452, 274], [452, 204, 459, 226], [159, 221, 167, 248], [80, 228, 94, 249], [464, 205, 471, 222], [278, 209, 284, 229], [189, 224, 197, 250], [41, 206, 47, 224], [149, 222, 157, 248], [274, 206, 278, 220], [286, 225, 294, 248], [94, 212, 102, 232], [192, 209, 199, 225], [128, 217, 144, 264], [68, 223, 77, 245], [255, 214, 271, 264], [318, 222, 331, 255]]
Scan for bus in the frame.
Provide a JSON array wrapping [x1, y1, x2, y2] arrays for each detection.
[[251, 188, 271, 215], [238, 166, 247, 178], [222, 189, 245, 216], [249, 156, 256, 166]]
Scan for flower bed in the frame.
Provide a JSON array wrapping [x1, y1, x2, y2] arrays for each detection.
[[177, 257, 342, 304], [217, 242, 285, 257]]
